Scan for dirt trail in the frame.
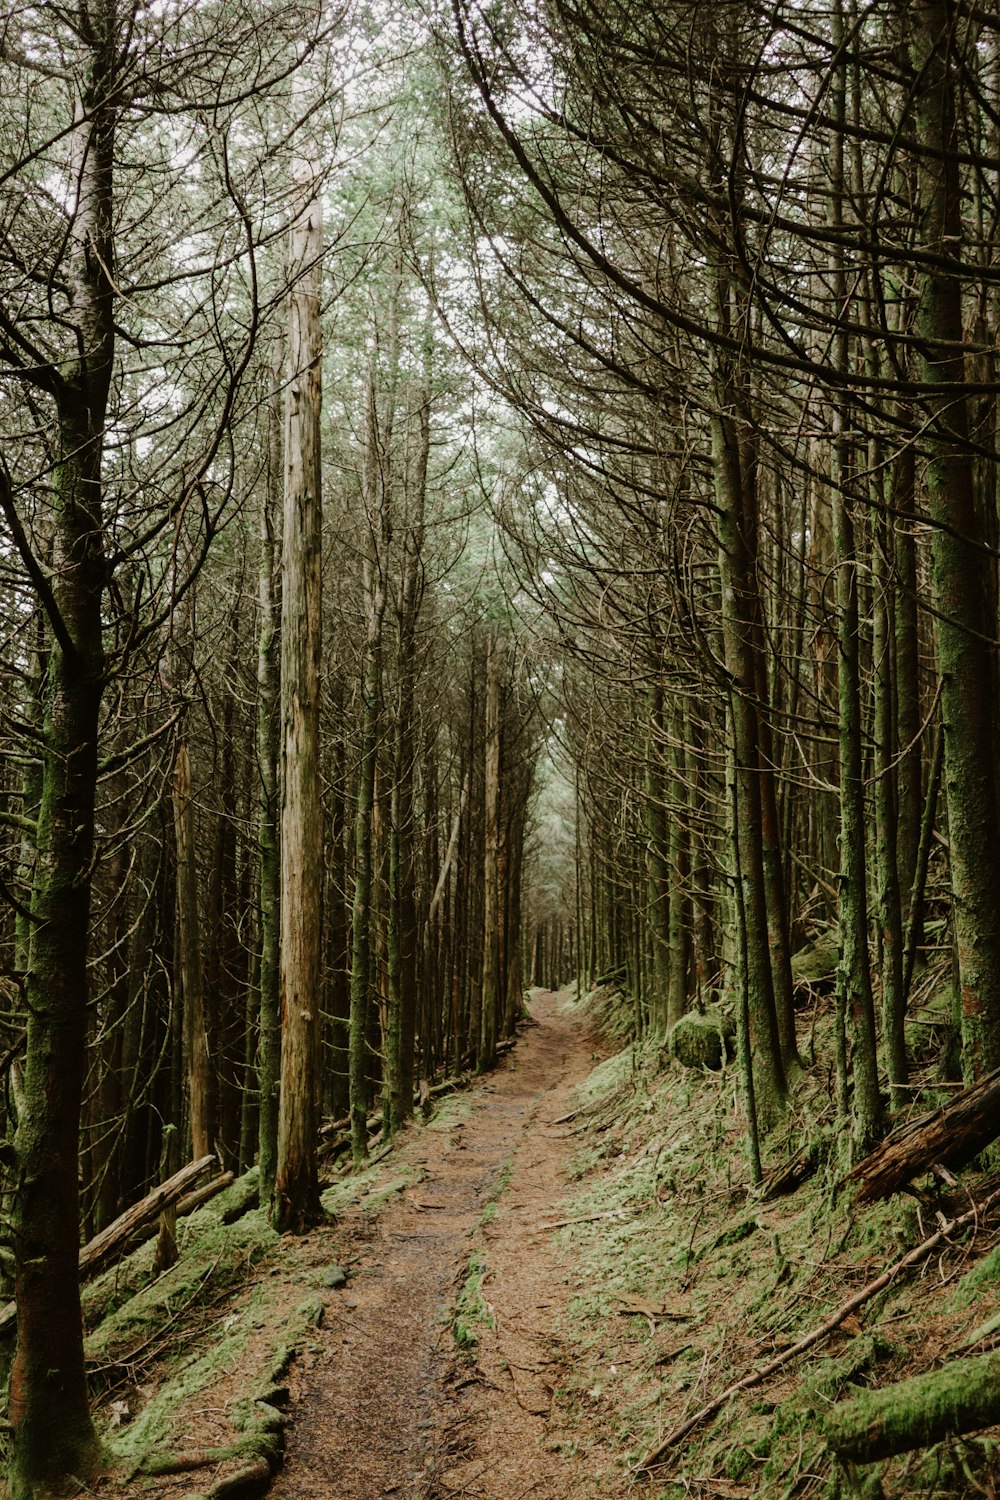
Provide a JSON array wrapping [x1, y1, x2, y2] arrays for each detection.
[[271, 990, 625, 1500]]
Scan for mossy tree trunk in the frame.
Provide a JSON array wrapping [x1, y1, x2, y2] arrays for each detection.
[[349, 366, 391, 1164], [829, 1, 882, 1154], [385, 364, 429, 1138], [712, 366, 787, 1129], [173, 739, 212, 1161], [910, 0, 1000, 1078], [6, 12, 119, 1487], [643, 679, 672, 1031]]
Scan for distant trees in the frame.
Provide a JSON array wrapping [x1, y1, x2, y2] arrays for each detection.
[[449, 0, 1000, 1158], [0, 10, 541, 1491]]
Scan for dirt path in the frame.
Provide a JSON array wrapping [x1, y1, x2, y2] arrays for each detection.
[[270, 991, 626, 1500]]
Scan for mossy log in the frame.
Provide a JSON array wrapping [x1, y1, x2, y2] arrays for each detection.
[[825, 1349, 1000, 1463], [847, 1066, 1000, 1202], [176, 1172, 235, 1218], [790, 934, 839, 997], [0, 1154, 218, 1336]]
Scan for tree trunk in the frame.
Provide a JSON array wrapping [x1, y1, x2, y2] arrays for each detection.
[[173, 740, 212, 1161], [910, 0, 1000, 1078], [478, 632, 502, 1071], [256, 358, 282, 1208], [714, 404, 787, 1130], [8, 25, 118, 1487], [273, 128, 323, 1233], [349, 369, 390, 1164]]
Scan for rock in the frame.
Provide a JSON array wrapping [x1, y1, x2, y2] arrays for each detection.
[[668, 1009, 736, 1071], [323, 1265, 348, 1289]]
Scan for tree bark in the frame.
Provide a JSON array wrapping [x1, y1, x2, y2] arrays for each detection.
[[8, 18, 117, 1489], [173, 741, 212, 1161], [910, 0, 1000, 1078], [274, 127, 323, 1233], [257, 352, 282, 1209], [478, 632, 502, 1072]]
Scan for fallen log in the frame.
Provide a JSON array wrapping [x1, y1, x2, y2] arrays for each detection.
[[825, 1349, 1000, 1463], [847, 1067, 1000, 1203], [633, 1183, 1000, 1471], [176, 1171, 235, 1218], [0, 1153, 217, 1337]]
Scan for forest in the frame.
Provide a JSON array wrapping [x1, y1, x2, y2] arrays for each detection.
[[4, 0, 1000, 1496]]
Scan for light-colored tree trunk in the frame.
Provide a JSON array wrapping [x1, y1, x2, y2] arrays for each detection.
[[173, 740, 212, 1160], [274, 132, 323, 1233], [256, 351, 282, 1207]]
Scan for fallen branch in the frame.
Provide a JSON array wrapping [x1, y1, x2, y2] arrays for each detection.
[[538, 1207, 638, 1232], [176, 1172, 235, 1218], [634, 1183, 1000, 1471], [847, 1067, 1000, 1202]]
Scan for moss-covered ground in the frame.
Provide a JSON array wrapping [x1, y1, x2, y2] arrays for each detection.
[[542, 978, 1000, 1500]]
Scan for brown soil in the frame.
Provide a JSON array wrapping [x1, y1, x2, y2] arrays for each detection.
[[268, 989, 629, 1500]]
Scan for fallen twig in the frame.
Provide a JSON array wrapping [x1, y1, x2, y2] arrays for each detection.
[[537, 1207, 638, 1232]]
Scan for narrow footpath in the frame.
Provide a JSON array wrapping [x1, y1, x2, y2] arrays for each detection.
[[270, 990, 627, 1500]]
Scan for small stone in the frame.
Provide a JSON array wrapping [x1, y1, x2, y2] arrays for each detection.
[[345, 1297, 359, 1309], [323, 1266, 349, 1289]]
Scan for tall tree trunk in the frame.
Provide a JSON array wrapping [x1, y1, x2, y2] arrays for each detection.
[[829, 0, 882, 1152], [713, 403, 787, 1129], [173, 740, 212, 1160], [478, 632, 502, 1071], [385, 373, 428, 1137], [349, 369, 390, 1164], [8, 17, 117, 1483], [643, 680, 672, 1031], [910, 0, 1000, 1078], [274, 129, 323, 1233], [256, 360, 282, 1207]]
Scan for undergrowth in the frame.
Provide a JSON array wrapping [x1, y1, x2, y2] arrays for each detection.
[[548, 974, 1000, 1499]]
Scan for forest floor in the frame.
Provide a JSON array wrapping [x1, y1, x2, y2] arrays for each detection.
[[60, 977, 1000, 1500], [95, 987, 633, 1500], [265, 985, 627, 1500]]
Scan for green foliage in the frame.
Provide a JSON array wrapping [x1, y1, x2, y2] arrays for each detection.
[[452, 1253, 493, 1351]]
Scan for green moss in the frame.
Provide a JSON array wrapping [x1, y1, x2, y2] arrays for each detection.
[[791, 933, 839, 986], [667, 1009, 735, 1071], [824, 1349, 1000, 1463], [453, 1253, 493, 1351], [83, 1170, 264, 1332], [87, 1209, 278, 1368], [951, 1242, 1000, 1310]]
